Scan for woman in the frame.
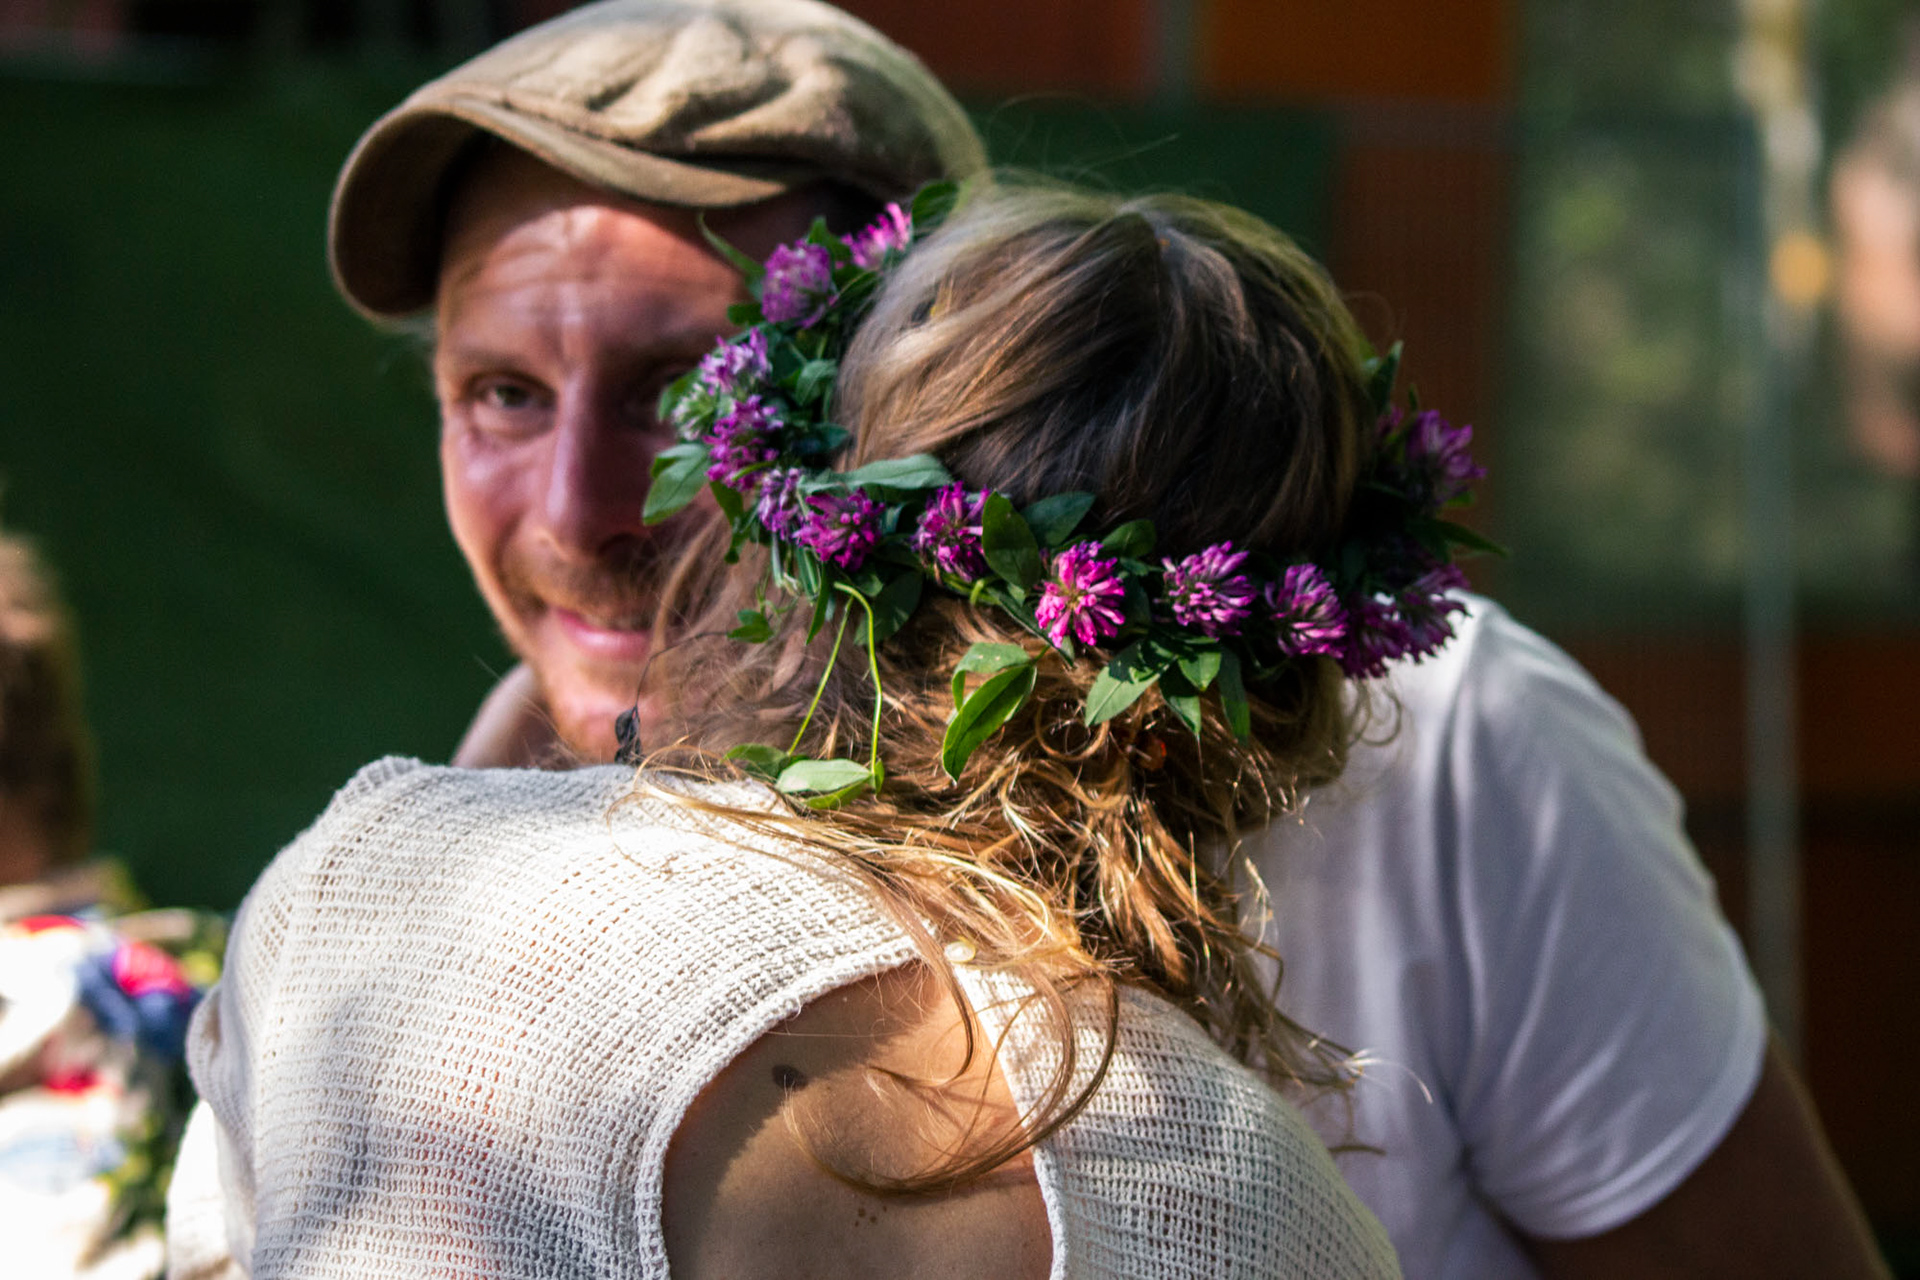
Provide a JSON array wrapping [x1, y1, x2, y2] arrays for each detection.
[[172, 183, 1479, 1277]]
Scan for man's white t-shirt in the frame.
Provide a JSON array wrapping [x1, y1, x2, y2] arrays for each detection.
[[1253, 597, 1768, 1278]]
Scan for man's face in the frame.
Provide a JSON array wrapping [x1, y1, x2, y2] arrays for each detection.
[[434, 150, 819, 760]]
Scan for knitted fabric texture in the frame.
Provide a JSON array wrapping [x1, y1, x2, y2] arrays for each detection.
[[177, 759, 1397, 1279]]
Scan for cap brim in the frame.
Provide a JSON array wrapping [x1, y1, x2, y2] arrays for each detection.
[[328, 94, 821, 320]]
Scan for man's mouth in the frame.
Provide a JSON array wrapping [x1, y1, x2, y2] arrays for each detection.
[[549, 606, 653, 664]]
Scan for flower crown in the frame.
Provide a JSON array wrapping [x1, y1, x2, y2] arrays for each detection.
[[643, 183, 1496, 806]]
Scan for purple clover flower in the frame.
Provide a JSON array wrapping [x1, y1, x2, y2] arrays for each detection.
[[1163, 541, 1257, 636], [755, 467, 807, 538], [1405, 409, 1485, 507], [761, 241, 836, 326], [1378, 407, 1486, 510], [1265, 563, 1347, 658], [1336, 565, 1467, 679], [798, 490, 886, 569], [1035, 542, 1128, 648], [1338, 596, 1414, 681], [1396, 564, 1469, 660], [696, 328, 771, 397], [909, 483, 988, 580], [843, 202, 912, 269], [705, 395, 783, 489]]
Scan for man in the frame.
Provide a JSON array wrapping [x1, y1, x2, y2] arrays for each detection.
[[173, 2, 1889, 1277]]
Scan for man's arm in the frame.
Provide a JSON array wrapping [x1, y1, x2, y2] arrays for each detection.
[[451, 664, 559, 768], [1527, 1036, 1890, 1280]]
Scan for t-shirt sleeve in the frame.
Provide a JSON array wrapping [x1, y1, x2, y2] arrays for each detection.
[[1438, 615, 1767, 1240]]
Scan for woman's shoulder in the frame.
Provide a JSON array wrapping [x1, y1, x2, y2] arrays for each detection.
[[279, 758, 781, 871], [244, 758, 883, 964]]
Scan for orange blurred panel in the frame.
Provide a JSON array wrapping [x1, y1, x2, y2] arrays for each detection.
[[506, 0, 1156, 95], [834, 0, 1157, 97], [1201, 0, 1513, 104]]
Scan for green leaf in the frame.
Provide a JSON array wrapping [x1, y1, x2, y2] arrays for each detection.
[[804, 215, 841, 252], [1159, 667, 1204, 736], [940, 661, 1037, 780], [910, 180, 960, 232], [727, 301, 763, 326], [775, 757, 874, 796], [1176, 645, 1222, 692], [650, 440, 708, 473], [1100, 519, 1156, 559], [1364, 340, 1403, 418], [1021, 491, 1096, 549], [656, 365, 703, 428], [729, 608, 774, 643], [805, 580, 834, 641], [644, 444, 711, 524], [710, 480, 745, 522], [698, 214, 767, 284], [775, 756, 873, 792], [1217, 650, 1252, 740], [836, 454, 954, 494], [1430, 518, 1507, 557], [792, 358, 838, 406], [796, 549, 824, 597], [800, 777, 875, 810], [949, 641, 1034, 708], [698, 217, 764, 287], [725, 742, 790, 781], [1084, 640, 1174, 725], [981, 494, 1043, 589], [867, 571, 924, 644], [806, 423, 851, 458]]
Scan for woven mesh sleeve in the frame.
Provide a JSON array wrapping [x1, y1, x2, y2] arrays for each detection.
[[958, 970, 1402, 1279]]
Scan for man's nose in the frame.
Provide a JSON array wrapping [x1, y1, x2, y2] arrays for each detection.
[[537, 391, 657, 559]]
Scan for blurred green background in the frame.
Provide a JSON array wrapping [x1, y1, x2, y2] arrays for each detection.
[[0, 68, 502, 908]]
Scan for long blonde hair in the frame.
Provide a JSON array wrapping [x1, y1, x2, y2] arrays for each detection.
[[644, 181, 1377, 1187]]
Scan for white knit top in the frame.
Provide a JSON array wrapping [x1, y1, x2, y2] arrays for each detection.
[[174, 758, 1399, 1279]]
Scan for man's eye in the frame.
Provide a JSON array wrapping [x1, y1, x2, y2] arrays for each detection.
[[479, 380, 539, 410], [460, 377, 552, 438]]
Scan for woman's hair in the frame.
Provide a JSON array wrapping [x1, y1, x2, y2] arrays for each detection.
[[643, 180, 1377, 1187], [0, 529, 93, 870]]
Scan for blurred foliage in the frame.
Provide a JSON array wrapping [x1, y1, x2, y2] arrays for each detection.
[[1502, 0, 1918, 631], [1525, 0, 1738, 119], [1818, 0, 1919, 152]]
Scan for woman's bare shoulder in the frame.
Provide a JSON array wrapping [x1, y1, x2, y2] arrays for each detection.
[[662, 964, 1052, 1280]]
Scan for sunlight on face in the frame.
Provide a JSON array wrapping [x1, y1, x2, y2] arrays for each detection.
[[433, 151, 822, 758]]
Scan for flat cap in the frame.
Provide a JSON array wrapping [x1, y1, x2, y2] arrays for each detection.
[[329, 0, 986, 319]]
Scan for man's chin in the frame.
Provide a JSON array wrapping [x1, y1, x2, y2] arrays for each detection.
[[544, 688, 632, 764]]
